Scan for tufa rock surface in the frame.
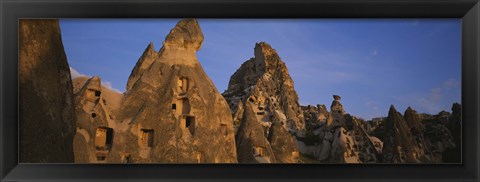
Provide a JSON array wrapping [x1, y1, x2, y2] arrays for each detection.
[[71, 19, 237, 163], [19, 19, 76, 163], [298, 96, 381, 163], [72, 76, 123, 163], [382, 105, 421, 163], [223, 42, 305, 133], [223, 42, 302, 163], [235, 103, 276, 163]]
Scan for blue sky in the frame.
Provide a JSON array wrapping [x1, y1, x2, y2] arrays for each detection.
[[60, 19, 461, 120]]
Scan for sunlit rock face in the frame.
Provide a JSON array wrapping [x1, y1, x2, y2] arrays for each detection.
[[71, 19, 237, 163], [118, 19, 237, 163], [19, 19, 76, 163], [72, 76, 123, 163], [235, 102, 277, 163], [223, 42, 305, 133], [223, 42, 302, 163]]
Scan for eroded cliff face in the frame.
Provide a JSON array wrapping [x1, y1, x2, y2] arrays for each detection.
[[224, 42, 305, 133], [380, 105, 455, 163], [299, 96, 381, 163], [19, 19, 76, 163], [72, 19, 236, 163], [72, 76, 124, 163], [382, 105, 421, 163], [223, 42, 301, 163]]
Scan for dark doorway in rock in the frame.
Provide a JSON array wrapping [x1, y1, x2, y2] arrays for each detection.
[[95, 90, 101, 97], [178, 77, 189, 94], [95, 127, 113, 150], [172, 103, 176, 111], [91, 113, 97, 118], [140, 129, 154, 148], [121, 153, 131, 163], [185, 116, 195, 135]]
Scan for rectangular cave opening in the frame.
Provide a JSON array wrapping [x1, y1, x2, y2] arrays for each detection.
[[178, 77, 189, 94], [121, 153, 131, 163], [140, 129, 154, 147], [185, 116, 195, 135], [172, 103, 177, 111], [95, 127, 113, 150], [95, 90, 101, 97], [252, 146, 265, 157]]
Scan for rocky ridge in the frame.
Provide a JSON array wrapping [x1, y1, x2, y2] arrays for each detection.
[[298, 95, 382, 163], [223, 42, 302, 163]]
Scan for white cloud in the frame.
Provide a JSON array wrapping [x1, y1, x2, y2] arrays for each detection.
[[443, 78, 460, 89], [418, 88, 442, 113], [102, 81, 123, 93], [410, 20, 420, 26], [69, 67, 89, 78], [69, 67, 123, 93]]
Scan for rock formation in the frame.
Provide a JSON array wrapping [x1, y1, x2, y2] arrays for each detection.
[[70, 19, 237, 163], [235, 103, 276, 163], [380, 105, 456, 163], [382, 105, 422, 163], [404, 107, 424, 131], [223, 42, 301, 163], [223, 42, 305, 133], [72, 76, 123, 163], [298, 96, 381, 163], [19, 19, 76, 163]]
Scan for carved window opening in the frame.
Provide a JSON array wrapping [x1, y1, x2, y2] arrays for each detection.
[[91, 113, 97, 118], [220, 123, 228, 136], [253, 146, 265, 157], [95, 91, 101, 97], [196, 153, 202, 163], [177, 77, 189, 94], [121, 154, 131, 163], [95, 127, 113, 151], [140, 129, 154, 148], [183, 116, 195, 135], [256, 111, 265, 115], [172, 98, 190, 115]]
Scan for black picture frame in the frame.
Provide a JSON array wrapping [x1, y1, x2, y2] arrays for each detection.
[[1, 0, 479, 181]]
